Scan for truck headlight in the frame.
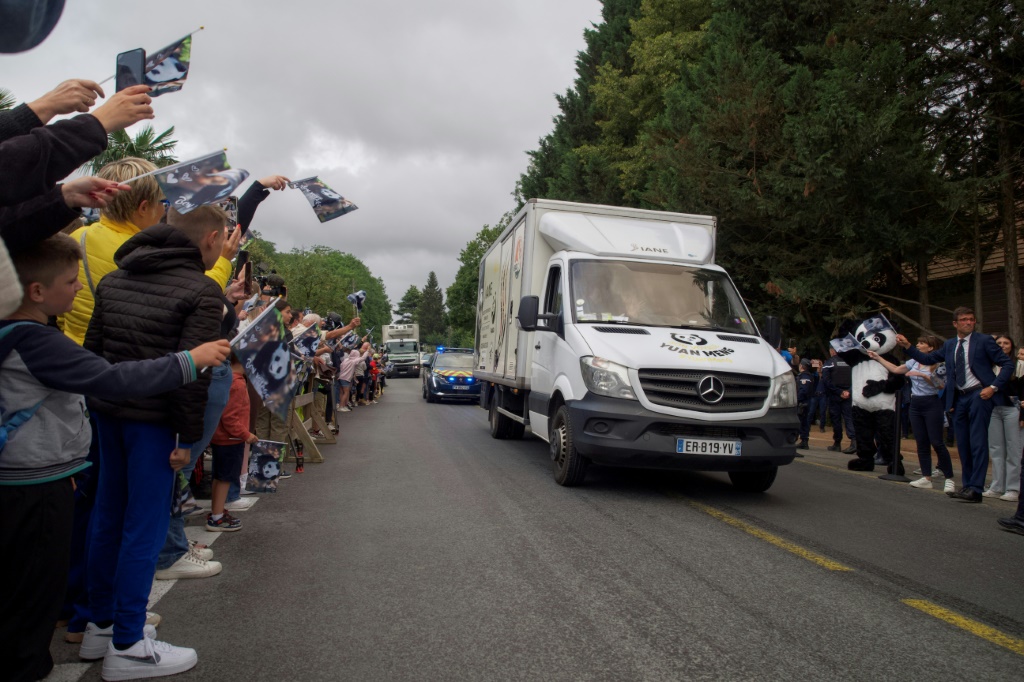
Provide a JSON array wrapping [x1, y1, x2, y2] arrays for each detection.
[[768, 370, 797, 408], [580, 356, 637, 400]]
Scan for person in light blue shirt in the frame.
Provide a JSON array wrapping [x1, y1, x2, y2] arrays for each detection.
[[867, 334, 953, 490]]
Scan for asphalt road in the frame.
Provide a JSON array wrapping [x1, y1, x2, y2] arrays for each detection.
[[54, 379, 1024, 681]]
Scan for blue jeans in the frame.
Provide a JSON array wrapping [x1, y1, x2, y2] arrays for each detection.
[[155, 362, 232, 570], [88, 415, 175, 647]]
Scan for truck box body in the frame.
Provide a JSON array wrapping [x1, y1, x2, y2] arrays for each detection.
[[383, 323, 420, 377], [474, 199, 799, 489]]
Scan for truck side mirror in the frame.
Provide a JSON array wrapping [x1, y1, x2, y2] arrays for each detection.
[[517, 296, 540, 331], [762, 315, 782, 349]]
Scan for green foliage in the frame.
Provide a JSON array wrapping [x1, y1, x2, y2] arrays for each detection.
[[0, 88, 16, 111], [239, 235, 391, 333], [87, 126, 179, 174], [419, 271, 446, 341], [445, 216, 511, 348], [394, 285, 422, 324], [513, 0, 1014, 346]]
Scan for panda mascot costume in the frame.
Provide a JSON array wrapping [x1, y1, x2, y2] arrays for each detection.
[[834, 316, 906, 474]]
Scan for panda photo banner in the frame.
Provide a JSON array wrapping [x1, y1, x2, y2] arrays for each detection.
[[230, 300, 301, 423], [151, 150, 249, 215], [291, 324, 321, 358], [289, 176, 358, 223], [144, 34, 192, 97], [246, 440, 286, 493], [830, 333, 869, 355]]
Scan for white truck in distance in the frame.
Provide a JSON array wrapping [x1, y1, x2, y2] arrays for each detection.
[[382, 324, 421, 377], [474, 199, 799, 491]]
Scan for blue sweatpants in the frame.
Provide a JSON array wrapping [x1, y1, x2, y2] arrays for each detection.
[[88, 414, 175, 647]]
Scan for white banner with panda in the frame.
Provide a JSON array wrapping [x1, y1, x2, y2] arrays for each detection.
[[230, 300, 301, 422]]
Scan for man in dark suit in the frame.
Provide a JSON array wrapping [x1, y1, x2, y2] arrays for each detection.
[[897, 306, 1014, 502]]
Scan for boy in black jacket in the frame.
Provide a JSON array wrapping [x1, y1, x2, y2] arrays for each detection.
[[0, 234, 229, 682], [81, 206, 228, 679]]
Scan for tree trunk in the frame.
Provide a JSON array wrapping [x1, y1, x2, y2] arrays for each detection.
[[917, 255, 931, 332], [998, 114, 1021, 343], [975, 212, 984, 331]]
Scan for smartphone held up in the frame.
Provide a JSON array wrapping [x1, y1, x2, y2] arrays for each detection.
[[115, 48, 146, 92]]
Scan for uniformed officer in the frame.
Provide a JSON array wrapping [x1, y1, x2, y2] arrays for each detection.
[[797, 358, 815, 449], [821, 348, 857, 453]]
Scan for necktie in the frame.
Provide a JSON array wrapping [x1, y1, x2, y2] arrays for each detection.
[[955, 338, 967, 389]]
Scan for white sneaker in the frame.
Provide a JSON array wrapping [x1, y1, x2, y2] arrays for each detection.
[[909, 477, 932, 489], [1001, 491, 1020, 502], [224, 496, 258, 511], [944, 479, 956, 494], [80, 622, 156, 660], [340, 407, 351, 413], [153, 552, 222, 580], [982, 489, 1002, 498], [101, 635, 198, 681], [188, 540, 214, 561]]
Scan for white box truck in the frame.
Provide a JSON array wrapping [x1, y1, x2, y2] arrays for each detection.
[[475, 199, 799, 491], [382, 323, 421, 377]]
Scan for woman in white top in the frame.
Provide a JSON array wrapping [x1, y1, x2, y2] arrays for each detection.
[[867, 335, 954, 491]]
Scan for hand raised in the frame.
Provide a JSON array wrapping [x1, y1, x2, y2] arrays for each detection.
[[895, 334, 911, 349], [258, 175, 291, 191], [91, 85, 154, 133], [62, 177, 131, 209], [220, 225, 243, 260], [29, 79, 105, 122]]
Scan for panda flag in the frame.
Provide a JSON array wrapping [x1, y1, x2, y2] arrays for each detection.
[[347, 289, 366, 312], [144, 35, 192, 97], [230, 300, 302, 423], [150, 150, 249, 215], [289, 176, 358, 223], [291, 324, 321, 359]]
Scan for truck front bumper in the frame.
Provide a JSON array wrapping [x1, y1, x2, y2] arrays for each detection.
[[566, 393, 798, 471]]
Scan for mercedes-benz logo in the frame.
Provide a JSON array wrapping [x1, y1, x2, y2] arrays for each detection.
[[697, 375, 725, 404]]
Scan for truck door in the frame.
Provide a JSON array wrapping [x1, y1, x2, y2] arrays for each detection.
[[529, 264, 562, 440]]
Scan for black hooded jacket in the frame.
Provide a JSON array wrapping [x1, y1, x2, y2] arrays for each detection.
[[84, 224, 224, 443]]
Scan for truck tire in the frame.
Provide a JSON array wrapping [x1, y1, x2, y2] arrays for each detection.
[[549, 406, 589, 487], [728, 467, 778, 493], [488, 396, 524, 440]]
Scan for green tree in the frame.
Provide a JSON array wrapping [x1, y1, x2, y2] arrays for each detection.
[[86, 125, 178, 173], [418, 271, 446, 343], [515, 0, 645, 207], [446, 217, 511, 347], [394, 285, 422, 323]]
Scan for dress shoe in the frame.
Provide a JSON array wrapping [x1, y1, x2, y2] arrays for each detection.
[[996, 516, 1024, 535], [953, 488, 982, 503], [847, 457, 874, 472], [827, 444, 842, 452]]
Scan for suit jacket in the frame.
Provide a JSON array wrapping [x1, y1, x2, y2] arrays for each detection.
[[905, 332, 1014, 411]]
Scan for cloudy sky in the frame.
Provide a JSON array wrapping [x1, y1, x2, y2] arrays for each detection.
[[2, 0, 602, 305]]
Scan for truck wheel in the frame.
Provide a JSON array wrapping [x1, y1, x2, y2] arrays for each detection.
[[488, 396, 524, 439], [549, 406, 589, 487], [728, 467, 778, 493]]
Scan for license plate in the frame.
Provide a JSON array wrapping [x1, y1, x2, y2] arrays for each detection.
[[676, 438, 742, 456], [452, 385, 470, 390]]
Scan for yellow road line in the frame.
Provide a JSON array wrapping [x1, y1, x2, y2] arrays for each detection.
[[685, 500, 853, 572], [902, 599, 1024, 656]]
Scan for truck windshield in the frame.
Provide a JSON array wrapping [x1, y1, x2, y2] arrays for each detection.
[[386, 340, 419, 354], [570, 260, 758, 335]]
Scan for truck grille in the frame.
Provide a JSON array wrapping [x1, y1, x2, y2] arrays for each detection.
[[637, 369, 770, 413]]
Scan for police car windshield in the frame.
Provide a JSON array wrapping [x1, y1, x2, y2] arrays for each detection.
[[434, 353, 475, 370], [570, 260, 758, 335]]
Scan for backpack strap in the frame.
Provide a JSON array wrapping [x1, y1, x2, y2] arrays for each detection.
[[79, 230, 97, 295]]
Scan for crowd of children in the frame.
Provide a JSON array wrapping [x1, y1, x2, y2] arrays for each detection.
[[0, 75, 382, 681]]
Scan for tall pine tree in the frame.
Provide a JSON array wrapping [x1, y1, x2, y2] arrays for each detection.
[[419, 272, 446, 343]]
